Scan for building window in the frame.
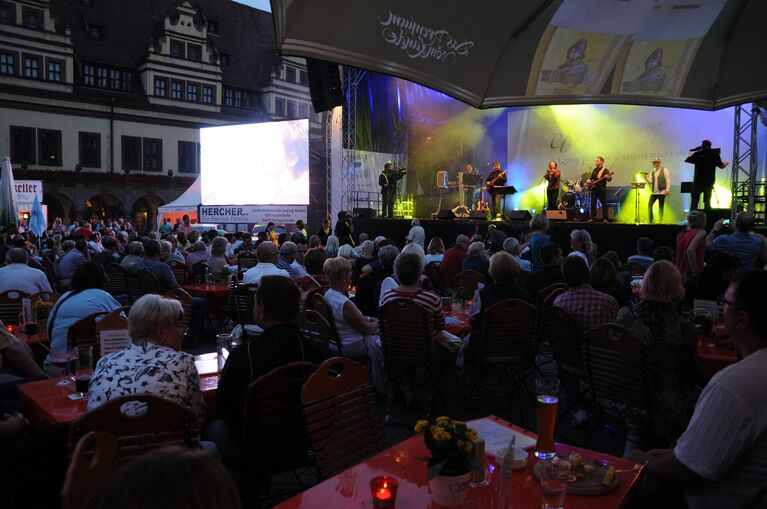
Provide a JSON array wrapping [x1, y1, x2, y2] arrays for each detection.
[[109, 68, 121, 89], [274, 66, 281, 79], [207, 20, 218, 35], [224, 89, 233, 107], [142, 138, 162, 171], [285, 66, 295, 83], [170, 80, 183, 100], [170, 40, 184, 58], [286, 100, 296, 118], [202, 85, 214, 104], [38, 129, 62, 166], [88, 25, 102, 41], [23, 8, 41, 30], [274, 97, 285, 116], [243, 93, 251, 110], [187, 83, 198, 102], [299, 103, 308, 118], [47, 61, 62, 81], [10, 126, 36, 165], [0, 53, 14, 75], [220, 52, 230, 66], [83, 64, 95, 86], [154, 77, 166, 97], [299, 70, 308, 86], [97, 66, 107, 88], [178, 141, 197, 174], [121, 136, 141, 171], [0, 2, 14, 25], [79, 132, 100, 168], [187, 44, 201, 61], [234, 90, 242, 109], [23, 56, 39, 78]]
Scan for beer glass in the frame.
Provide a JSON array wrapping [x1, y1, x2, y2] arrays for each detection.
[[534, 377, 560, 459]]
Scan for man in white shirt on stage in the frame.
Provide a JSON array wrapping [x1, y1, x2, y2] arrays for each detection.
[[647, 158, 671, 223]]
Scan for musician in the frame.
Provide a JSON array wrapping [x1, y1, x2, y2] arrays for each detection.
[[685, 139, 729, 211], [544, 161, 561, 210], [586, 156, 612, 222], [647, 158, 671, 223], [486, 161, 507, 217], [379, 162, 406, 218]]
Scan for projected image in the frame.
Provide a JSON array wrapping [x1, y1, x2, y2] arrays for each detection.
[[200, 119, 309, 205]]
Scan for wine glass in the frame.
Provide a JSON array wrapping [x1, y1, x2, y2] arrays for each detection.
[[51, 348, 79, 387]]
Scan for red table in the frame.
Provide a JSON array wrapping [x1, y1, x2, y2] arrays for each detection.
[[274, 416, 644, 509], [445, 312, 471, 336], [698, 338, 738, 381], [10, 326, 51, 364], [181, 282, 230, 308]]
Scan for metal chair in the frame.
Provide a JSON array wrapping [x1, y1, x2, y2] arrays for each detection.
[[535, 283, 568, 308], [305, 293, 343, 355], [104, 263, 130, 305], [298, 309, 334, 355], [229, 283, 259, 334], [124, 271, 143, 305], [302, 357, 386, 478], [453, 270, 485, 300]]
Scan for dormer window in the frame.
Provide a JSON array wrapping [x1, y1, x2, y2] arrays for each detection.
[[23, 8, 41, 30], [207, 20, 218, 35], [220, 52, 230, 66], [88, 25, 102, 41], [187, 44, 201, 61], [0, 2, 14, 25], [170, 40, 184, 58]]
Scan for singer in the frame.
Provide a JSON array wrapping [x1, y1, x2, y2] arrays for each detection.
[[544, 161, 561, 210]]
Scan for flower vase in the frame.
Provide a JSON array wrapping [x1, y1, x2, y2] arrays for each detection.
[[429, 471, 472, 507]]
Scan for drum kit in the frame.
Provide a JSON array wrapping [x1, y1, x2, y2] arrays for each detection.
[[559, 178, 589, 215]]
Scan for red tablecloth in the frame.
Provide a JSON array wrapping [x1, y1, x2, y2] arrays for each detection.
[[275, 415, 643, 509], [698, 339, 738, 381], [10, 327, 50, 364], [181, 282, 230, 307], [445, 312, 471, 336]]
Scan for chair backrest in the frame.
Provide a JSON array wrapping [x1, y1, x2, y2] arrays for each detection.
[[191, 261, 210, 284], [295, 275, 321, 311], [542, 306, 585, 376], [237, 252, 258, 271], [93, 307, 130, 360], [32, 291, 59, 305], [306, 293, 342, 354], [0, 289, 30, 325], [67, 311, 110, 353], [167, 260, 188, 286], [618, 262, 647, 276], [123, 271, 143, 304], [164, 288, 193, 332], [424, 261, 443, 294], [453, 270, 485, 300], [69, 394, 199, 462], [298, 309, 333, 353], [230, 283, 258, 326], [535, 283, 568, 308], [137, 269, 161, 295], [104, 263, 129, 301], [60, 431, 120, 509], [378, 298, 433, 364], [242, 362, 318, 474], [480, 298, 537, 364], [302, 357, 387, 478], [584, 324, 651, 413]]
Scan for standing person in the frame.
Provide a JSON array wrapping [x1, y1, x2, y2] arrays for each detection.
[[586, 156, 612, 222], [158, 218, 173, 236], [647, 158, 671, 223], [485, 161, 507, 217], [177, 215, 193, 235], [544, 161, 561, 211], [295, 220, 308, 239], [264, 222, 279, 245], [317, 219, 331, 245], [334, 211, 354, 247], [379, 162, 406, 218], [685, 139, 729, 211], [676, 210, 707, 282]]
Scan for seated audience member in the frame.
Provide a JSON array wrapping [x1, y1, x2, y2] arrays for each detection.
[[528, 214, 551, 271], [590, 257, 630, 307], [276, 241, 308, 279], [0, 248, 52, 294], [439, 235, 470, 287], [235, 234, 254, 254], [461, 241, 490, 278], [354, 233, 369, 256], [120, 241, 145, 270], [425, 237, 445, 265], [131, 240, 179, 292], [58, 238, 89, 280], [378, 244, 430, 304], [628, 237, 655, 268], [337, 244, 355, 260], [676, 210, 707, 282], [631, 270, 767, 509], [88, 294, 203, 424], [486, 224, 507, 253], [46, 263, 121, 374], [184, 240, 210, 274], [355, 244, 399, 316], [242, 242, 289, 285], [0, 322, 46, 380], [567, 229, 594, 267], [325, 235, 340, 258], [707, 212, 766, 272], [652, 246, 675, 263], [308, 234, 322, 250], [91, 236, 121, 266], [354, 240, 375, 281], [503, 237, 532, 273], [617, 261, 700, 449], [159, 239, 184, 264], [291, 234, 309, 268], [304, 247, 328, 278], [211, 276, 325, 463], [207, 237, 231, 281], [526, 242, 565, 297], [406, 218, 426, 248], [684, 251, 739, 305], [322, 257, 383, 394], [553, 256, 618, 331]]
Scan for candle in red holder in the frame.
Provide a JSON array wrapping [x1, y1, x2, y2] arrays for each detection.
[[370, 476, 398, 507]]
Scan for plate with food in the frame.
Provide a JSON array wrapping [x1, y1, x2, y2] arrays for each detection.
[[532, 453, 620, 495]]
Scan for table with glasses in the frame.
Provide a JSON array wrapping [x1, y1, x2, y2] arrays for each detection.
[[181, 282, 230, 307], [18, 353, 220, 432], [697, 338, 738, 381], [274, 415, 644, 509]]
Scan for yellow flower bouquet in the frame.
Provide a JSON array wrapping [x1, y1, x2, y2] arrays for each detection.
[[415, 416, 480, 479]]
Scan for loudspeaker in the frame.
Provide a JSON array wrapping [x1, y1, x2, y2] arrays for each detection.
[[470, 210, 489, 220], [546, 210, 568, 221], [592, 205, 617, 221], [353, 207, 376, 220], [505, 210, 532, 221], [435, 209, 456, 220], [306, 59, 343, 113]]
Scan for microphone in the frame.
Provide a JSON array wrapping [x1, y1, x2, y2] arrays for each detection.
[[559, 159, 566, 165]]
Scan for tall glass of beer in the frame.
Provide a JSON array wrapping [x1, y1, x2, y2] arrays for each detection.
[[534, 377, 560, 459]]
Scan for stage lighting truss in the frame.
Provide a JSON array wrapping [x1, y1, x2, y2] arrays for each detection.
[[732, 104, 765, 225]]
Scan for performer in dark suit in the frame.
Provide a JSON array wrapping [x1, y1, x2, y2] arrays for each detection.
[[379, 162, 406, 218], [685, 140, 729, 211], [586, 156, 612, 222], [544, 161, 561, 210], [485, 161, 507, 217]]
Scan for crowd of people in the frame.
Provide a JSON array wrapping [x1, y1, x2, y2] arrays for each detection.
[[0, 208, 766, 509]]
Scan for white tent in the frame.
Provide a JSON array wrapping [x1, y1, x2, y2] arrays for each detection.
[[156, 177, 200, 228]]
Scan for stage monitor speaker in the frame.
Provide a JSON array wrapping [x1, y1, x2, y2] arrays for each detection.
[[592, 205, 617, 221], [306, 59, 343, 113], [353, 207, 376, 220], [680, 181, 693, 194], [505, 210, 532, 221], [470, 210, 489, 220], [546, 210, 568, 221], [435, 209, 456, 220]]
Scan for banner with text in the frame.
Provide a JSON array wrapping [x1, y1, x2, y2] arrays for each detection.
[[198, 205, 307, 225], [15, 180, 43, 208]]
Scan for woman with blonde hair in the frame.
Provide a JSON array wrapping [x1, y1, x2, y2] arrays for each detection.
[[616, 260, 699, 449], [425, 237, 445, 265]]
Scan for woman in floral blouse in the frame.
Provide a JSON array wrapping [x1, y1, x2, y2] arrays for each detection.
[[87, 294, 204, 425]]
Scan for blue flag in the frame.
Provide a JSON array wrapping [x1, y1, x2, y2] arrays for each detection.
[[29, 193, 46, 238]]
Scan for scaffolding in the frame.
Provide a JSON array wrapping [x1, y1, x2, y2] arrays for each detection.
[[341, 67, 366, 213], [731, 104, 765, 224], [324, 110, 332, 220]]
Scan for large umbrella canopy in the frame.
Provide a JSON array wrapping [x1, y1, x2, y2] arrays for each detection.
[[0, 157, 19, 228], [271, 0, 765, 110]]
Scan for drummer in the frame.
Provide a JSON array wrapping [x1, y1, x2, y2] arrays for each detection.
[[544, 161, 561, 210]]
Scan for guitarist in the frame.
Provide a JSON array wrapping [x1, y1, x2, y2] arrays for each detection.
[[586, 156, 612, 222], [486, 161, 507, 217]]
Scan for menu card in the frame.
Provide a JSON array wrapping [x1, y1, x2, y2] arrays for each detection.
[[99, 329, 131, 356], [467, 417, 537, 454]]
